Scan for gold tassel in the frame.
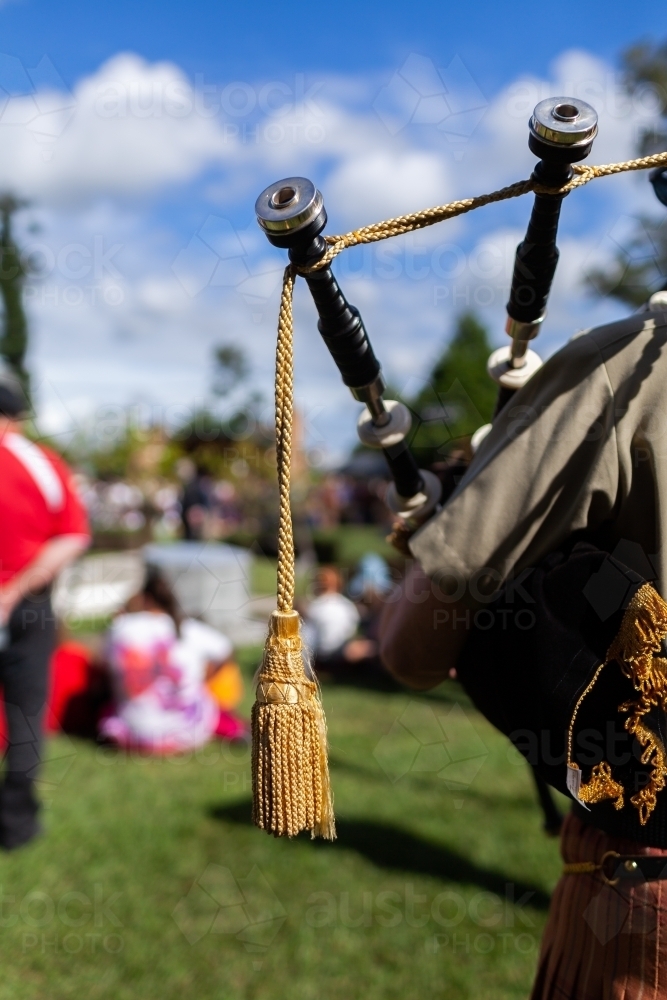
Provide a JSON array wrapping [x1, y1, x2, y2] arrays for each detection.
[[250, 266, 335, 840], [252, 610, 335, 839]]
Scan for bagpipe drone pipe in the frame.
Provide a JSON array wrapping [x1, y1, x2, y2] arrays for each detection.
[[254, 97, 599, 531], [254, 179, 441, 533]]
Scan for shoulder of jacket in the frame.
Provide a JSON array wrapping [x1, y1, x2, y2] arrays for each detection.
[[580, 312, 665, 353]]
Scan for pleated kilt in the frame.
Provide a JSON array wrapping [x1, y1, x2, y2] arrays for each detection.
[[531, 812, 667, 999]]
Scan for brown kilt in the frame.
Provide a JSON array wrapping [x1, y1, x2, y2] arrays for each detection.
[[531, 812, 667, 1000]]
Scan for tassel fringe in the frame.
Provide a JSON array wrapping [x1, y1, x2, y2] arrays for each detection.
[[252, 610, 335, 839]]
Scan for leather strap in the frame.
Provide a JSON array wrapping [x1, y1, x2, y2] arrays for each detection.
[[564, 851, 667, 884]]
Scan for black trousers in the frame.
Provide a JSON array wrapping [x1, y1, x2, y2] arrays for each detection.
[[0, 593, 55, 848]]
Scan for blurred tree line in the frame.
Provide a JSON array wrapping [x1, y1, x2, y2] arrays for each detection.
[[405, 43, 667, 465], [407, 311, 495, 467], [66, 340, 273, 483], [587, 40, 667, 305], [0, 195, 30, 395]]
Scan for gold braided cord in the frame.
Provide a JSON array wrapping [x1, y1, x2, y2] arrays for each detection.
[[304, 178, 534, 270], [563, 861, 600, 876], [257, 273, 335, 839], [567, 661, 607, 767], [275, 265, 297, 612], [299, 149, 667, 273]]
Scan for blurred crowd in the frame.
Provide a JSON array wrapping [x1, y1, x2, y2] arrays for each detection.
[[300, 553, 395, 687], [75, 463, 392, 551], [0, 372, 402, 851]]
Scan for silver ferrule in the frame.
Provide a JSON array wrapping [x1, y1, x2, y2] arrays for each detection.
[[350, 375, 389, 426], [255, 177, 324, 235], [506, 314, 545, 368], [530, 97, 598, 149], [510, 340, 529, 367], [505, 314, 544, 343]]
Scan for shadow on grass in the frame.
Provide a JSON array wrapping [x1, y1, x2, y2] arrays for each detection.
[[210, 799, 551, 910], [317, 674, 471, 704], [328, 753, 562, 819], [320, 671, 404, 694]]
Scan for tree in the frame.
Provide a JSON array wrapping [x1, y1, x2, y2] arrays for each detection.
[[408, 311, 496, 466], [624, 41, 667, 154], [211, 342, 249, 397], [586, 220, 667, 307], [586, 41, 667, 306], [0, 195, 30, 394]]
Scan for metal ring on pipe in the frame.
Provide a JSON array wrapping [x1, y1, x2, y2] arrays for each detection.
[[385, 469, 442, 523], [357, 399, 412, 449], [487, 346, 542, 390]]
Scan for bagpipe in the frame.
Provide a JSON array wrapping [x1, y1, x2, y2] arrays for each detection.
[[250, 96, 667, 843], [254, 97, 599, 529]]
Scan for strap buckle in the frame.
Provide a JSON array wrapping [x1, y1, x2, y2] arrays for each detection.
[[600, 851, 621, 886]]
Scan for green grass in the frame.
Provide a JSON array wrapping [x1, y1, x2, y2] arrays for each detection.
[[0, 649, 565, 1000], [250, 557, 279, 598], [311, 525, 396, 568]]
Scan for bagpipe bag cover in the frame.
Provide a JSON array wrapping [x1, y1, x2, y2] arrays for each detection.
[[456, 541, 667, 844]]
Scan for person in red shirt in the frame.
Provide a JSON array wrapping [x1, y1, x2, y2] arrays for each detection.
[[0, 376, 90, 849]]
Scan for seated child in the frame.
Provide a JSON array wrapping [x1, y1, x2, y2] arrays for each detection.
[[301, 566, 360, 674], [100, 568, 246, 753]]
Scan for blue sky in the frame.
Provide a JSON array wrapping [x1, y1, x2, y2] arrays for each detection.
[[1, 1, 666, 459], [2, 0, 664, 91]]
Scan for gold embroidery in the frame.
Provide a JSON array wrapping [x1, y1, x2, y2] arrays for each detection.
[[567, 583, 667, 826], [577, 762, 624, 810]]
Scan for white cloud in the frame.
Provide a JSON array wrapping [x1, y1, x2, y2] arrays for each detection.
[[325, 151, 451, 228], [0, 53, 233, 204], [457, 49, 660, 203], [2, 48, 663, 456]]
